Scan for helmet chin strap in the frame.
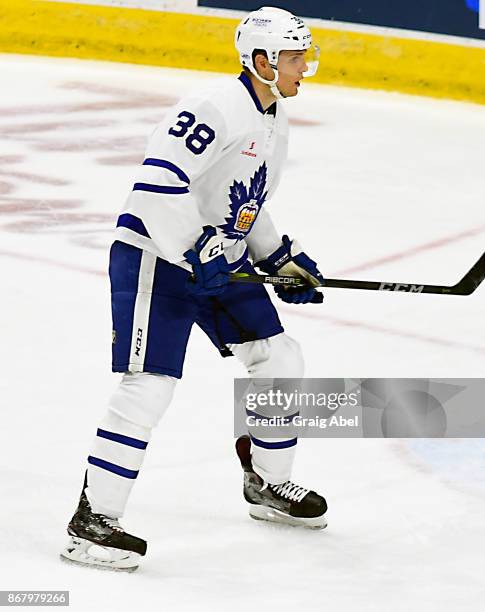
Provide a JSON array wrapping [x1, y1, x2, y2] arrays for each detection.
[[248, 64, 286, 100]]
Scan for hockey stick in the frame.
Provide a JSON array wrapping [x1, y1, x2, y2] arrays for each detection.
[[229, 251, 485, 296]]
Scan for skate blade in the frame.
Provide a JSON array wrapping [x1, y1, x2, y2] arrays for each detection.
[[60, 536, 141, 572], [249, 504, 327, 530]]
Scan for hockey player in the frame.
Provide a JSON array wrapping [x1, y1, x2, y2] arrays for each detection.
[[61, 6, 328, 572]]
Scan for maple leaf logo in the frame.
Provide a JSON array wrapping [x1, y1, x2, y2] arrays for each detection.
[[218, 162, 268, 240]]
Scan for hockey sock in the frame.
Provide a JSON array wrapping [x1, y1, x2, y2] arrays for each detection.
[[86, 409, 151, 518]]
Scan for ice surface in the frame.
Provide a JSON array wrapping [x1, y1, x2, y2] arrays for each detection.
[[0, 54, 484, 611]]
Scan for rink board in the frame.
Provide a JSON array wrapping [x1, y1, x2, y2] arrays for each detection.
[[0, 0, 485, 104]]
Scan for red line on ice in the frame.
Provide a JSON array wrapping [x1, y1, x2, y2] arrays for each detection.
[[280, 306, 485, 356], [333, 225, 485, 275], [0, 249, 104, 277]]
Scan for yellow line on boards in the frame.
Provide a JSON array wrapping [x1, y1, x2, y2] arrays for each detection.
[[1, 0, 484, 104]]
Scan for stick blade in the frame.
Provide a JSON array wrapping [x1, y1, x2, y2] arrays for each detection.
[[451, 252, 485, 295]]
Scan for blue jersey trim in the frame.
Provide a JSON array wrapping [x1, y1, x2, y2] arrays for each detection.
[[88, 455, 139, 479], [96, 428, 148, 450], [133, 183, 190, 195], [142, 158, 190, 184], [116, 213, 151, 238], [238, 71, 265, 114], [249, 435, 298, 450]]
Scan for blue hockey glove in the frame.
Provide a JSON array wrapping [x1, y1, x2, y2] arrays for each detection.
[[256, 235, 324, 304], [184, 226, 230, 296]]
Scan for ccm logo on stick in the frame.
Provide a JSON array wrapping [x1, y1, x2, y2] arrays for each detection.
[[379, 283, 424, 293]]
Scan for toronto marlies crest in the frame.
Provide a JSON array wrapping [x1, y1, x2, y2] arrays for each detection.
[[218, 162, 268, 240]]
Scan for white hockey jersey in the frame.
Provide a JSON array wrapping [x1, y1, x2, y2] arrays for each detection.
[[114, 72, 288, 271]]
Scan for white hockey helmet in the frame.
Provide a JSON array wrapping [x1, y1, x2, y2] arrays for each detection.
[[235, 6, 319, 98]]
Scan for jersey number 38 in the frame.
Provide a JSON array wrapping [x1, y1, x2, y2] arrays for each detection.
[[168, 111, 215, 155]]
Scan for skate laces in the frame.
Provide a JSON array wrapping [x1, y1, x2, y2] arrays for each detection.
[[270, 481, 309, 503], [99, 515, 123, 532]]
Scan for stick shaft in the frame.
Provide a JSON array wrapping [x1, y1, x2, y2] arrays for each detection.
[[230, 251, 485, 296]]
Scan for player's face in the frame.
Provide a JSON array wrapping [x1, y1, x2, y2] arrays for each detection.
[[276, 50, 309, 97]]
